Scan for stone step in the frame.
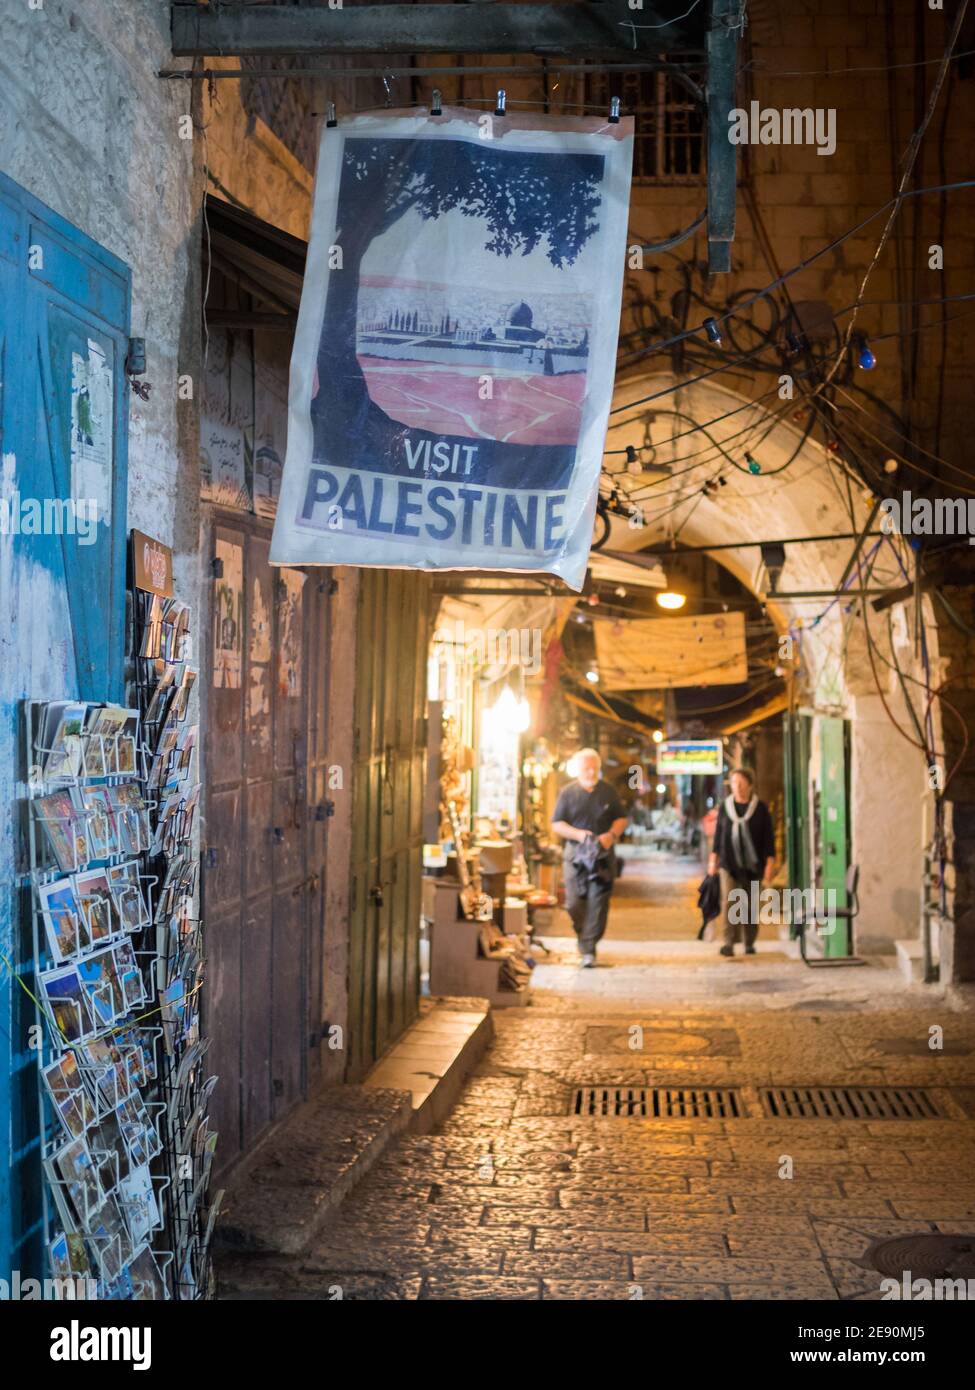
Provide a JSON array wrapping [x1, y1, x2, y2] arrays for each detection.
[[213, 1084, 413, 1257], [364, 997, 494, 1134]]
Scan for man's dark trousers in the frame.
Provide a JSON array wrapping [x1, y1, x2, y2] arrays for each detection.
[[565, 871, 613, 954]]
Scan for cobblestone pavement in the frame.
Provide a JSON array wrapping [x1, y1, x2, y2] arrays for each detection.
[[219, 1006, 975, 1300], [218, 863, 975, 1301]]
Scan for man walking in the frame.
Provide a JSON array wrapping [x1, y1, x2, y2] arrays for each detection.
[[552, 748, 628, 968], [708, 767, 775, 957]]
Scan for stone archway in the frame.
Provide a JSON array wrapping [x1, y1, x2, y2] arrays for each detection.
[[602, 372, 956, 979]]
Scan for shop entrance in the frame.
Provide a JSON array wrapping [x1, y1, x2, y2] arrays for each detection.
[[203, 512, 331, 1175]]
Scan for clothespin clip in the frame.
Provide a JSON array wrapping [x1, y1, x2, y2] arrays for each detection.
[[495, 89, 507, 118], [608, 97, 621, 124], [431, 89, 442, 117], [325, 102, 337, 129]]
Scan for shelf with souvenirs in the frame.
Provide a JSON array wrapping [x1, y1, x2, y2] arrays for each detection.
[[23, 697, 170, 1301], [131, 576, 218, 1302]]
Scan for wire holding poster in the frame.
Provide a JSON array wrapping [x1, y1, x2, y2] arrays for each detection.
[[270, 108, 632, 590]]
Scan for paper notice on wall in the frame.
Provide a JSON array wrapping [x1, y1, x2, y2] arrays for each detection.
[[201, 417, 249, 510], [275, 568, 304, 699], [270, 108, 633, 590], [254, 354, 288, 520], [70, 339, 114, 525], [213, 538, 243, 689]]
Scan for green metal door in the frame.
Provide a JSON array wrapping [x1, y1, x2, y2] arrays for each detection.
[[782, 710, 812, 937], [349, 570, 429, 1080], [819, 716, 851, 957]]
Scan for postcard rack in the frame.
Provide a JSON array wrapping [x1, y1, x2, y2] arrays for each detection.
[[23, 697, 171, 1299], [132, 584, 219, 1300]]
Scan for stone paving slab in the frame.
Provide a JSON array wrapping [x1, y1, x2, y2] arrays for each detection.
[[217, 949, 975, 1300]]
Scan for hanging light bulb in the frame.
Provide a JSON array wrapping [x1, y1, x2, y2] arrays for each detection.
[[854, 333, 876, 370], [493, 683, 530, 733], [585, 666, 600, 684], [884, 457, 899, 474], [656, 591, 686, 610], [703, 316, 722, 346], [652, 729, 664, 744], [745, 453, 761, 474]]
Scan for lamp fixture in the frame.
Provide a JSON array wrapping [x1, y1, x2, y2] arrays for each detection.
[[656, 591, 686, 610]]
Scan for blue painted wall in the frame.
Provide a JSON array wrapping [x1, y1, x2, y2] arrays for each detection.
[[0, 172, 130, 1280]]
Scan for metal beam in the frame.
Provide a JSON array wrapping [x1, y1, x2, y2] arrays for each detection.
[[170, 3, 703, 58], [705, 0, 744, 273]]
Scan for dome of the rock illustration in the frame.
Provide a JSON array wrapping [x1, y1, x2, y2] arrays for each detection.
[[508, 301, 534, 328]]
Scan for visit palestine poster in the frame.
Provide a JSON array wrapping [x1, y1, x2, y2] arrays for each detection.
[[270, 108, 633, 590]]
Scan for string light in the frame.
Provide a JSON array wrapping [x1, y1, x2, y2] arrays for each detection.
[[855, 333, 877, 370]]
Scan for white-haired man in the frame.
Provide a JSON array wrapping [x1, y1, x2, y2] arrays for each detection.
[[552, 748, 628, 967]]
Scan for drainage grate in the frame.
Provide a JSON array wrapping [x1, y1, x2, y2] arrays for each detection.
[[572, 1086, 741, 1118], [759, 1086, 941, 1120]]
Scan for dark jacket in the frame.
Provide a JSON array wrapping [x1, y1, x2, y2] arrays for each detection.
[[713, 798, 775, 878], [697, 872, 721, 939], [570, 834, 614, 898]]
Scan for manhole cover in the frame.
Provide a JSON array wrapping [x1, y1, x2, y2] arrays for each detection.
[[572, 1086, 742, 1118], [863, 1234, 975, 1280], [584, 1026, 741, 1057], [760, 1086, 941, 1119]]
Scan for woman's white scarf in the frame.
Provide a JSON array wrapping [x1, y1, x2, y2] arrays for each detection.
[[724, 793, 760, 873]]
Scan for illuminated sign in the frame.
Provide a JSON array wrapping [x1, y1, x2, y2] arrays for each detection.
[[656, 740, 723, 776]]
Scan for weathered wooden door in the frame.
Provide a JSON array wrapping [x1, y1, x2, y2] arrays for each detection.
[[348, 570, 429, 1081], [0, 172, 130, 1277], [205, 514, 325, 1174]]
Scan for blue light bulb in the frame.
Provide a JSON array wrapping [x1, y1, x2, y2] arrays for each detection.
[[856, 335, 876, 370]]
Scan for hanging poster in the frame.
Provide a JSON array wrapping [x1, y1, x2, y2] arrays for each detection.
[[70, 338, 114, 525], [212, 539, 243, 689], [271, 108, 632, 591]]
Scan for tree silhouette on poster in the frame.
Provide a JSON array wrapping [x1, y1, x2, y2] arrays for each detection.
[[312, 136, 604, 446]]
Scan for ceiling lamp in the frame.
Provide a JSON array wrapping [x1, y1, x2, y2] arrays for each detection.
[[656, 591, 686, 610], [585, 666, 600, 684], [652, 729, 664, 744]]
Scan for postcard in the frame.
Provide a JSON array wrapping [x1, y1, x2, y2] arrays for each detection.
[[40, 965, 92, 1043], [81, 785, 118, 860], [116, 710, 141, 776], [74, 868, 122, 945], [87, 1106, 131, 1186], [114, 939, 145, 1011], [116, 1090, 161, 1165], [46, 1134, 104, 1229], [145, 664, 177, 728], [77, 948, 125, 1027], [86, 1195, 131, 1284], [41, 701, 89, 781], [128, 1244, 167, 1301], [107, 860, 147, 933], [81, 1037, 131, 1106], [42, 1052, 96, 1139], [171, 666, 197, 722], [119, 1163, 159, 1248], [38, 877, 89, 961], [110, 782, 147, 856], [84, 705, 129, 776], [35, 789, 89, 873], [114, 1027, 156, 1089]]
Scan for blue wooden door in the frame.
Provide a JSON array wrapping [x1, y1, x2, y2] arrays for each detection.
[[0, 171, 130, 1278]]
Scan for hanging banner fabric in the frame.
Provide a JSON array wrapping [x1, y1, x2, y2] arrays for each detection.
[[270, 108, 633, 591], [594, 611, 749, 691]]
